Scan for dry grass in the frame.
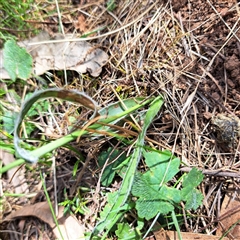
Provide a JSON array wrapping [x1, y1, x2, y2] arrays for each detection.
[[2, 0, 240, 238]]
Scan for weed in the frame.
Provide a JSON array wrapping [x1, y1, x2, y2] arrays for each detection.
[[1, 25, 204, 240]]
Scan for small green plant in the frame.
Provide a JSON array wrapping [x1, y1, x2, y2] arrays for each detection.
[[94, 148, 203, 238], [0, 0, 35, 41], [1, 38, 204, 239], [132, 151, 203, 220], [59, 189, 90, 215]]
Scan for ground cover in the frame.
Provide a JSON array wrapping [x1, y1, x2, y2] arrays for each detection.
[[1, 0, 240, 239]]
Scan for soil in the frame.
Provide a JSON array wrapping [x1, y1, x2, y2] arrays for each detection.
[[2, 0, 240, 239]]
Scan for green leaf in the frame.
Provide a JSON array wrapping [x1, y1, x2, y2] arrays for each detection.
[[107, 0, 116, 12], [91, 96, 164, 238], [3, 110, 17, 133], [3, 40, 32, 81], [182, 167, 204, 189], [24, 93, 50, 117], [99, 192, 133, 222], [98, 148, 127, 187], [143, 149, 180, 186], [132, 172, 160, 199], [181, 168, 204, 210], [136, 199, 174, 220], [159, 185, 182, 203], [0, 141, 14, 154], [132, 172, 181, 220], [115, 222, 141, 240], [131, 149, 183, 220], [182, 188, 203, 210], [0, 88, 6, 96]]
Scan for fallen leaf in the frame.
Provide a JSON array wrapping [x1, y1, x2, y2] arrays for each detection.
[[216, 184, 240, 239], [154, 228, 230, 240], [0, 149, 29, 197], [0, 31, 108, 79], [4, 201, 85, 239], [75, 14, 88, 33]]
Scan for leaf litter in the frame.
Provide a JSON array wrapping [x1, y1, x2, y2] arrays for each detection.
[[0, 31, 108, 80], [1, 0, 240, 239]]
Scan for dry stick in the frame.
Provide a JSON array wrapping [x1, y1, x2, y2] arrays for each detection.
[[197, 204, 240, 233], [69, 148, 98, 196], [181, 167, 240, 178], [192, 103, 202, 166], [85, 121, 183, 156], [117, 6, 163, 67], [171, 81, 200, 159]]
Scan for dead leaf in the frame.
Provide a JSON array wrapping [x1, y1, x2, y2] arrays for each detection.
[[0, 31, 108, 79], [75, 14, 88, 33], [4, 201, 85, 239], [154, 228, 230, 240], [0, 149, 29, 197], [217, 184, 240, 239]]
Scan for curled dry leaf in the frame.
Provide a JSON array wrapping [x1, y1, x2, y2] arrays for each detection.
[[4, 201, 85, 240], [0, 31, 108, 78]]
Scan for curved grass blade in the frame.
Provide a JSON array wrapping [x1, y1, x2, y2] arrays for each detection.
[[8, 88, 154, 172], [14, 88, 99, 163]]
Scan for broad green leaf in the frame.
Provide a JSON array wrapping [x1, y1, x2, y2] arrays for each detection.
[[181, 168, 204, 210], [132, 172, 160, 199], [158, 185, 182, 203], [98, 148, 127, 187], [132, 172, 181, 220], [182, 167, 204, 188], [3, 40, 32, 81], [136, 199, 174, 220], [115, 222, 141, 240], [182, 188, 203, 210], [143, 150, 180, 185]]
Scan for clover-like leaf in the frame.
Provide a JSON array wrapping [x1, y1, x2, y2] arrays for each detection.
[[143, 150, 180, 186], [3, 40, 32, 81], [115, 222, 141, 240]]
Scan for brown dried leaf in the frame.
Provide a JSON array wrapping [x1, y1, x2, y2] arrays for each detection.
[[0, 31, 108, 79], [4, 201, 85, 239], [0, 149, 28, 196], [217, 185, 240, 239], [154, 228, 230, 240], [75, 14, 87, 33]]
